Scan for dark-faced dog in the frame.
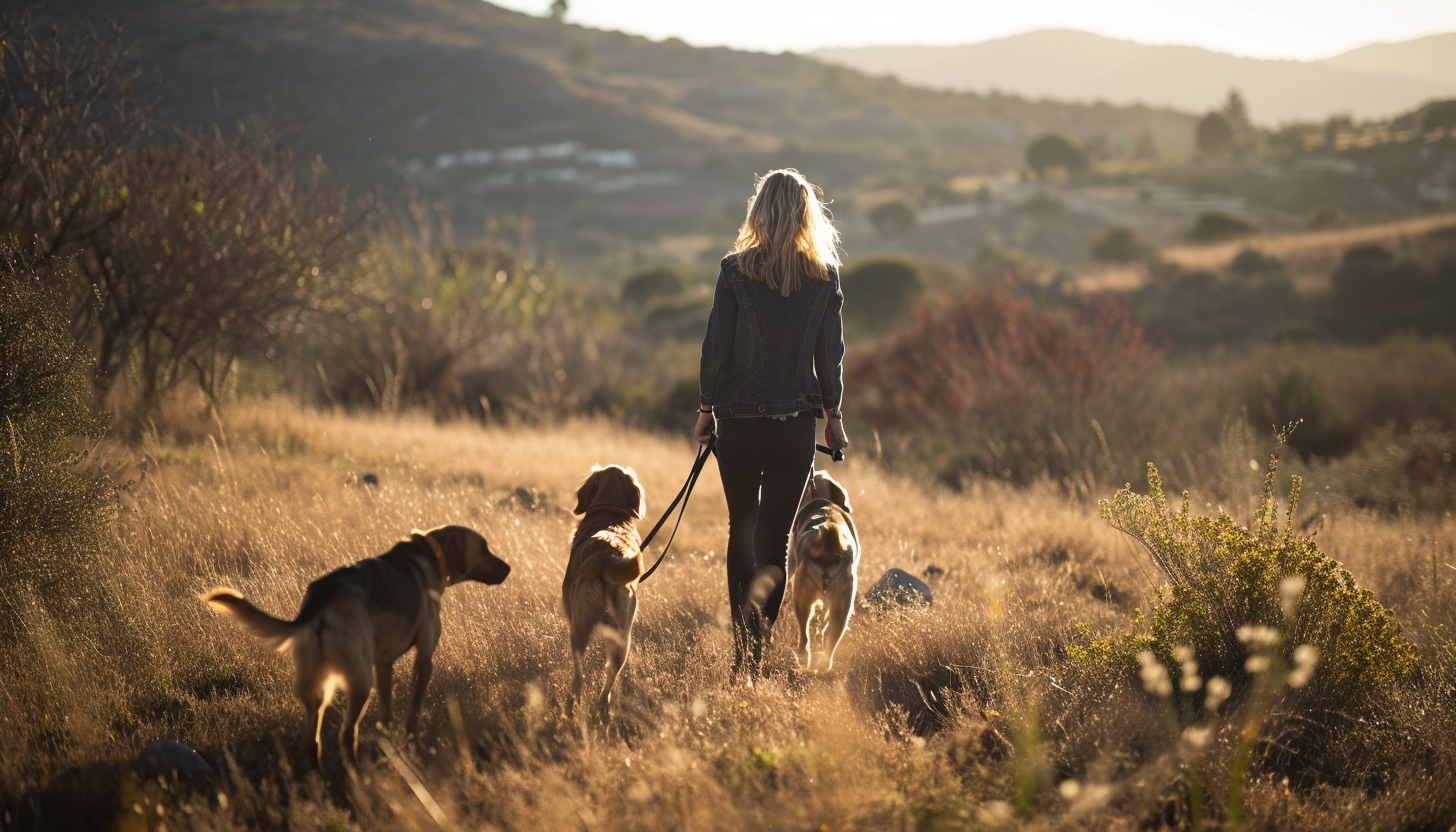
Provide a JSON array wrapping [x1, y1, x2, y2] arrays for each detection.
[[202, 524, 510, 763], [563, 465, 646, 716], [787, 471, 860, 673]]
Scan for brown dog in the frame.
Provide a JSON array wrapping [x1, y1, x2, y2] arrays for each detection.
[[787, 471, 860, 673], [202, 525, 510, 764], [563, 465, 646, 716]]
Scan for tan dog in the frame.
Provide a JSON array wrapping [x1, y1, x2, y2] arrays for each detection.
[[787, 471, 860, 673], [563, 465, 646, 716], [201, 525, 510, 764]]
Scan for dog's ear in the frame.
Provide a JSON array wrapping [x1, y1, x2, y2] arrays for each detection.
[[835, 523, 855, 552], [828, 477, 851, 513], [574, 465, 604, 515], [812, 471, 852, 513]]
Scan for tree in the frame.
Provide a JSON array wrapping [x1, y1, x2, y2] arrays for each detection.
[[867, 200, 917, 236], [1185, 211, 1260, 244], [1089, 226, 1155, 264], [1025, 132, 1089, 177], [620, 266, 684, 308], [1421, 100, 1456, 137], [1222, 89, 1251, 133], [1196, 112, 1236, 158], [549, 0, 568, 21], [841, 257, 924, 332]]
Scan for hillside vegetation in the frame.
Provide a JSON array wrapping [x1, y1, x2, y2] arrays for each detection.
[[40, 0, 1198, 246]]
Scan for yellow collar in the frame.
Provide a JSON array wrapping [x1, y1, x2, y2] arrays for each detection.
[[412, 529, 450, 585]]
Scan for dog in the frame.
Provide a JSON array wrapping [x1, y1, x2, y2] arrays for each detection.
[[563, 464, 646, 716], [201, 524, 510, 764], [787, 470, 860, 673]]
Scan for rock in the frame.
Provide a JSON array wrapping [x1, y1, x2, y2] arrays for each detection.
[[923, 564, 946, 580], [359, 472, 379, 487], [134, 740, 214, 788], [865, 568, 933, 607]]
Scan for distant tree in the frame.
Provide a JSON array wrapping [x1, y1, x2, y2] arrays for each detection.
[[841, 257, 924, 332], [1324, 114, 1354, 149], [1025, 132, 1089, 177], [1131, 129, 1160, 162], [1089, 226, 1155, 264], [1196, 112, 1236, 157], [620, 266, 684, 308], [1421, 100, 1456, 137], [867, 200, 917, 236], [1222, 89, 1251, 133], [1186, 211, 1260, 244], [549, 0, 568, 21]]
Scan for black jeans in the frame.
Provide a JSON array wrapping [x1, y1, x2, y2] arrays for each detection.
[[715, 414, 816, 650]]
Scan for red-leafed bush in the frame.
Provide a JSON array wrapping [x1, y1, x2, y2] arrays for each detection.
[[847, 286, 1163, 489]]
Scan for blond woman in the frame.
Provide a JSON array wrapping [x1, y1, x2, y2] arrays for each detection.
[[694, 169, 849, 677]]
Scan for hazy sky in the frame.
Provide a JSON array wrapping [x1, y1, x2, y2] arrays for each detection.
[[493, 0, 1456, 60]]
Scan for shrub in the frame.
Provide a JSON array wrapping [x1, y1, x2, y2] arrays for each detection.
[[0, 251, 113, 635], [1099, 429, 1419, 699], [1025, 132, 1089, 177], [867, 199, 917, 236], [1186, 211, 1260, 244], [848, 287, 1161, 487], [621, 266, 685, 308], [841, 257, 924, 334], [1088, 225, 1155, 264], [1326, 244, 1456, 342]]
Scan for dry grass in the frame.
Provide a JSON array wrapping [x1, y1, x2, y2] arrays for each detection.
[[3, 401, 1454, 830], [1159, 213, 1456, 291]]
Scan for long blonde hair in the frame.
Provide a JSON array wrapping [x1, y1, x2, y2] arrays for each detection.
[[730, 169, 841, 296]]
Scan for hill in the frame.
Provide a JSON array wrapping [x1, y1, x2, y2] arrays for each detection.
[[1322, 32, 1456, 87], [40, 0, 1198, 247], [813, 29, 1456, 124]]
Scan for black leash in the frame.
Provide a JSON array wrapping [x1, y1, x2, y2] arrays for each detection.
[[637, 434, 845, 585], [638, 434, 718, 584]]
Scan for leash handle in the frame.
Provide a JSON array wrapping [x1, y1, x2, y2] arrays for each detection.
[[816, 443, 846, 463]]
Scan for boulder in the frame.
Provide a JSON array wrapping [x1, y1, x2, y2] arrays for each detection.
[[865, 568, 933, 607]]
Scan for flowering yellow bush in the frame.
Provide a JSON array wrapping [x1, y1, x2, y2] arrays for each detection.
[[1098, 429, 1418, 699]]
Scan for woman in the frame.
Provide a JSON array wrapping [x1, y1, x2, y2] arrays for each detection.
[[694, 168, 850, 677]]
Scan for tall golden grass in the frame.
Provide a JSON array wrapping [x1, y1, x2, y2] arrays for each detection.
[[4, 400, 1453, 830]]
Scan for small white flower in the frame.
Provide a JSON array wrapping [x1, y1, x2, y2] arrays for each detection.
[[1205, 676, 1232, 710], [1058, 779, 1082, 800], [1181, 726, 1212, 751], [1237, 624, 1280, 649], [1279, 576, 1306, 620], [1246, 655, 1271, 674], [1288, 644, 1319, 688], [1173, 645, 1194, 663], [1137, 650, 1172, 698]]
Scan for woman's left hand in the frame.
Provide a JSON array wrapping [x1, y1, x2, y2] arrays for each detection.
[[694, 411, 715, 446]]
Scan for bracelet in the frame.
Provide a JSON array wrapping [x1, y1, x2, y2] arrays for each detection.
[[699, 405, 713, 413], [825, 407, 843, 418]]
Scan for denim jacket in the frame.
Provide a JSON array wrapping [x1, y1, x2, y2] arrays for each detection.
[[699, 253, 845, 419]]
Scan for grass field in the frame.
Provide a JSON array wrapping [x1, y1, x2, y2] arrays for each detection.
[[4, 401, 1454, 831]]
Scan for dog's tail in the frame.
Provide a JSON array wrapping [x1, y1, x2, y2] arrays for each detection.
[[602, 553, 644, 586], [201, 588, 300, 651]]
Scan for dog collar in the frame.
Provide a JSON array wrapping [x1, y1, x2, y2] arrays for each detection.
[[412, 529, 450, 585]]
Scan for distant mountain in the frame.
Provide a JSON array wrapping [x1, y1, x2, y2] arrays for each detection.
[[34, 0, 1198, 246], [1321, 33, 1456, 88], [813, 29, 1456, 124]]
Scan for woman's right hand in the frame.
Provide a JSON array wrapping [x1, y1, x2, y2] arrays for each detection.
[[694, 411, 715, 446], [825, 416, 849, 451]]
